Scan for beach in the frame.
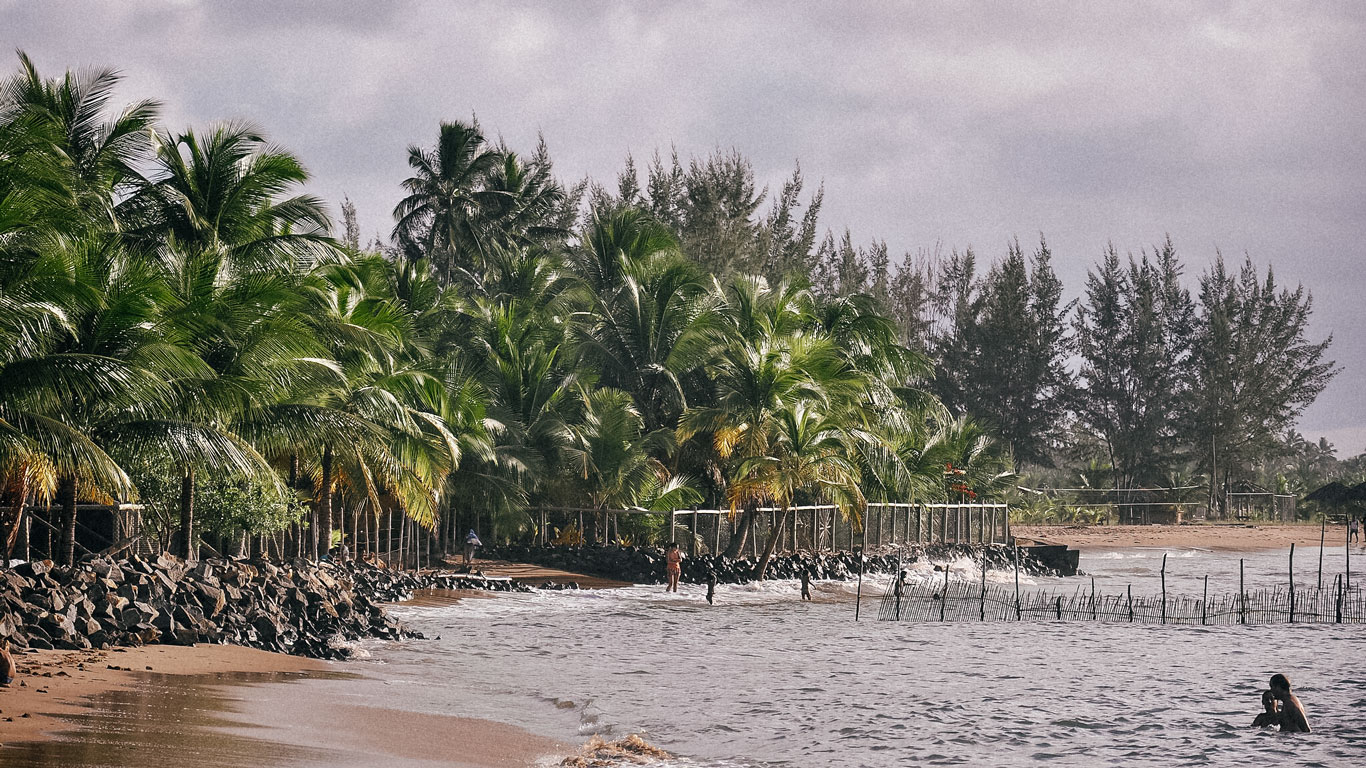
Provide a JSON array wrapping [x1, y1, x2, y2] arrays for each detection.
[[0, 643, 568, 767], [1014, 522, 1351, 552], [4, 530, 1364, 767]]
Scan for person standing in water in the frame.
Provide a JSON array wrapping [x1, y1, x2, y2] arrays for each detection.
[[1350, 517, 1359, 544], [800, 567, 812, 601], [706, 571, 717, 604], [1253, 673, 1311, 732], [665, 542, 682, 592]]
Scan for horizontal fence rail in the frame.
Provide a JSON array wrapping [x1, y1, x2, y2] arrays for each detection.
[[531, 502, 1010, 556]]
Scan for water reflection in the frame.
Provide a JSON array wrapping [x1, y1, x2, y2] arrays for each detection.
[[3, 671, 348, 768]]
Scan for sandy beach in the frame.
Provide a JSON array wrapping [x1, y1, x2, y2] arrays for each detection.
[[1013, 522, 1354, 552], [0, 643, 568, 767]]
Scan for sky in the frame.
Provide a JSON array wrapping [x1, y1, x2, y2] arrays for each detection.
[[6, 1, 1365, 453]]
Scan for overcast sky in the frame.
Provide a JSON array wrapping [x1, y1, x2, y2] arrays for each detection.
[[7, 1, 1365, 453]]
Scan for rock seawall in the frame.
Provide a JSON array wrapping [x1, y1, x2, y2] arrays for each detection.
[[482, 543, 1067, 585], [0, 554, 528, 660]]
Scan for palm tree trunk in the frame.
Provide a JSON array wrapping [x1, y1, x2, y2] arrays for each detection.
[[178, 466, 196, 560], [724, 503, 756, 559], [754, 505, 791, 580], [58, 476, 78, 566], [320, 444, 333, 556], [2, 470, 30, 563]]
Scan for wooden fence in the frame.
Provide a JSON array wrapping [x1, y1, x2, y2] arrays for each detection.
[[878, 547, 1365, 625], [531, 502, 1010, 556]]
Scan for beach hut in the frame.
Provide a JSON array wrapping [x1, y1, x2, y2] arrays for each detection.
[[1305, 481, 1354, 521]]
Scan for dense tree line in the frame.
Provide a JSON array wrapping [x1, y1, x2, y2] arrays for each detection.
[[0, 55, 1345, 570], [1, 57, 1015, 574]]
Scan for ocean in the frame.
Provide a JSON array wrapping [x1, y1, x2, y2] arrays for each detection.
[[332, 545, 1366, 766]]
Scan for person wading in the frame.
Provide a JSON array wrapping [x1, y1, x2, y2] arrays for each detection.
[[665, 542, 682, 593]]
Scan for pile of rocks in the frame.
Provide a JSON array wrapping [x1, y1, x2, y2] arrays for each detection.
[[0, 555, 477, 660], [482, 543, 1062, 585]]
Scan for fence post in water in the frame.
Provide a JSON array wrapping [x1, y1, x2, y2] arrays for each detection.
[[1319, 519, 1325, 590], [981, 559, 988, 621], [1202, 575, 1208, 625], [1289, 543, 1296, 623], [1013, 542, 1022, 620], [1161, 553, 1167, 625], [940, 566, 949, 621], [1239, 559, 1246, 625], [855, 545, 866, 621], [1091, 578, 1097, 620], [1335, 573, 1343, 624], [1055, 595, 1062, 620], [1128, 584, 1133, 622]]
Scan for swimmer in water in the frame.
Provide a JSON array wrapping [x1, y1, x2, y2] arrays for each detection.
[[1252, 674, 1310, 732], [1251, 689, 1279, 728]]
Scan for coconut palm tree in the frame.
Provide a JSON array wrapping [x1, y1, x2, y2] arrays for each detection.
[[392, 119, 506, 284], [731, 402, 865, 579]]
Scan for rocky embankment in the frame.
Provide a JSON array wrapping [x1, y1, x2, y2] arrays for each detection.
[[482, 543, 1065, 585], [0, 554, 528, 660]]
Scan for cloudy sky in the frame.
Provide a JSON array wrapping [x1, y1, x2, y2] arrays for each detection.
[[7, 1, 1365, 453]]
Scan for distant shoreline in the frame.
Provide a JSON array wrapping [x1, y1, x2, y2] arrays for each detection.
[[1013, 523, 1358, 552]]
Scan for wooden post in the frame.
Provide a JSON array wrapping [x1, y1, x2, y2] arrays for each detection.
[[941, 505, 948, 545], [669, 510, 677, 546], [692, 509, 699, 555], [1055, 595, 1062, 621], [1318, 519, 1325, 590], [1161, 553, 1167, 624], [1336, 573, 1343, 624], [715, 512, 723, 554], [980, 559, 987, 621], [852, 538, 863, 623], [1239, 558, 1246, 624], [1347, 517, 1352, 592], [1091, 577, 1097, 620], [940, 565, 949, 621], [1127, 584, 1133, 622], [1013, 542, 1021, 620], [1289, 542, 1296, 623], [1202, 575, 1208, 625]]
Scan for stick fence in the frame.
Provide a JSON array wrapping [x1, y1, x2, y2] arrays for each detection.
[[878, 572, 1366, 625]]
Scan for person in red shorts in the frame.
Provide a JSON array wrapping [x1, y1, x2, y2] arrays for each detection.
[[665, 542, 682, 593]]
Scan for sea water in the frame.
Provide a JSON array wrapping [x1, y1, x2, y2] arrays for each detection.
[[333, 545, 1366, 767]]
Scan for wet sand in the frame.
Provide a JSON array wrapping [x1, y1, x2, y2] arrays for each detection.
[[0, 643, 567, 767], [1014, 522, 1354, 551]]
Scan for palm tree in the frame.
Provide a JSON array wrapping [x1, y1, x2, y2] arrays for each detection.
[[392, 120, 506, 284], [678, 277, 851, 557], [731, 402, 865, 579]]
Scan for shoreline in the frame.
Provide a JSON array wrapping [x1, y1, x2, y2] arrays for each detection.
[[1013, 522, 1356, 552], [0, 643, 569, 767]]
